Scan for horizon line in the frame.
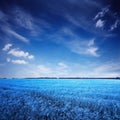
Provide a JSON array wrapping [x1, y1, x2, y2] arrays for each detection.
[[0, 77, 120, 79]]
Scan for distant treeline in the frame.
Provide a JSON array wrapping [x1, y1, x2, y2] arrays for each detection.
[[2, 77, 119, 79]]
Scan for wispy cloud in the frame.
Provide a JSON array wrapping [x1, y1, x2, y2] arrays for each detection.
[[2, 43, 12, 51], [56, 62, 69, 77], [5, 28, 29, 43], [38, 65, 52, 74], [49, 27, 100, 57], [13, 7, 34, 30], [110, 20, 120, 31], [7, 58, 27, 64], [95, 19, 104, 28], [18, 62, 69, 78], [0, 7, 48, 43], [0, 10, 30, 43], [12, 7, 43, 36], [93, 62, 120, 77], [94, 62, 120, 73], [94, 5, 110, 20], [11, 7, 51, 36], [58, 62, 68, 69], [94, 5, 120, 33], [8, 48, 34, 59], [65, 14, 94, 33], [66, 39, 100, 57]]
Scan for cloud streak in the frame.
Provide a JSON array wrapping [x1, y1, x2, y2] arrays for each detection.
[[5, 28, 29, 43]]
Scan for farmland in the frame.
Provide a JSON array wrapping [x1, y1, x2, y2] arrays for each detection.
[[0, 79, 120, 120]]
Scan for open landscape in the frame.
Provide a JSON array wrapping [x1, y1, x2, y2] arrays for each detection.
[[0, 1, 120, 120], [0, 79, 120, 120]]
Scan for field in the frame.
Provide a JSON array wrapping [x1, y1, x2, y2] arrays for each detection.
[[0, 79, 120, 120]]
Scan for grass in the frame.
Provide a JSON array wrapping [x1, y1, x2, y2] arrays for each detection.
[[0, 79, 120, 120]]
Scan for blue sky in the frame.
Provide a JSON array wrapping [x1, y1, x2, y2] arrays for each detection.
[[0, 0, 120, 78]]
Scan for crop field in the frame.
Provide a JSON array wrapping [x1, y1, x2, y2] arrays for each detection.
[[0, 79, 120, 120]]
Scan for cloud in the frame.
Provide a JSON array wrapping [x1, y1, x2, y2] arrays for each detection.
[[110, 20, 120, 31], [14, 62, 69, 78], [50, 27, 100, 57], [94, 5, 110, 20], [94, 5, 120, 33], [7, 58, 27, 64], [38, 65, 52, 74], [12, 59, 27, 64], [0, 9, 30, 43], [13, 7, 34, 30], [5, 28, 29, 43], [12, 7, 44, 36], [65, 14, 95, 34], [2, 44, 12, 51], [66, 39, 100, 57], [27, 55, 34, 59], [8, 48, 34, 59], [0, 8, 40, 43], [94, 62, 120, 73], [2, 43, 34, 66], [91, 61, 120, 77], [87, 46, 99, 57], [95, 19, 104, 28], [11, 7, 50, 36], [56, 62, 69, 77], [58, 62, 68, 69]]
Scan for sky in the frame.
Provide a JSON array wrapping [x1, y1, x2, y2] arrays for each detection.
[[0, 0, 120, 78]]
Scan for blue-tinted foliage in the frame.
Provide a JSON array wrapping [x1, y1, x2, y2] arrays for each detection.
[[0, 79, 120, 120]]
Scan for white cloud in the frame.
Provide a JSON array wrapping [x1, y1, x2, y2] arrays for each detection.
[[12, 7, 49, 36], [28, 55, 34, 59], [94, 5, 110, 20], [13, 7, 34, 30], [50, 28, 100, 57], [96, 19, 104, 28], [58, 62, 68, 69], [65, 14, 94, 33], [8, 48, 34, 59], [88, 39, 94, 46], [2, 43, 12, 51], [90, 62, 120, 77], [6, 29, 29, 43], [3, 59, 120, 78], [110, 20, 119, 31], [87, 46, 99, 57], [38, 65, 52, 74], [11, 59, 27, 64], [14, 62, 69, 78], [94, 62, 120, 73], [0, 8, 40, 42], [10, 64, 53, 78], [7, 58, 27, 64], [67, 39, 100, 57], [55, 62, 69, 77]]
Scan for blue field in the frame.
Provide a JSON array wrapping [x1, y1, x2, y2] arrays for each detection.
[[0, 79, 120, 120]]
